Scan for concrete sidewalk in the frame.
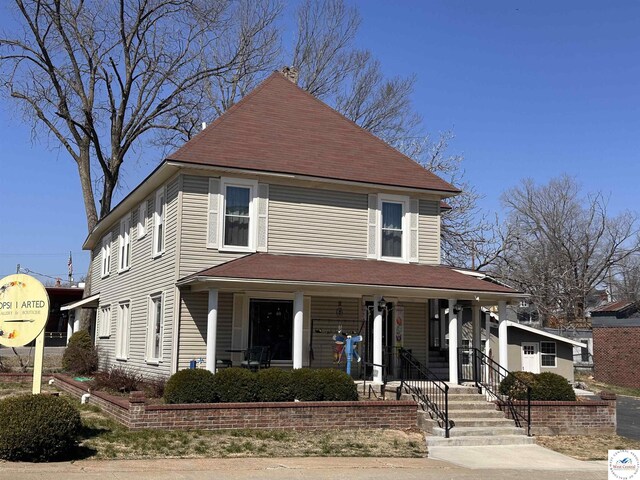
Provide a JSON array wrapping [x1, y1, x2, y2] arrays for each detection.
[[0, 455, 606, 480]]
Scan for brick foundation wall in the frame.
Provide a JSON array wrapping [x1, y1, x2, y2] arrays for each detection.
[[501, 393, 616, 436], [51, 374, 417, 431], [593, 326, 640, 388]]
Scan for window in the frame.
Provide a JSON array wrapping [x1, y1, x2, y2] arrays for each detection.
[[101, 233, 112, 278], [137, 201, 147, 239], [146, 294, 164, 362], [98, 305, 111, 338], [220, 178, 257, 251], [115, 302, 130, 360], [249, 299, 293, 361], [540, 341, 556, 367], [118, 215, 131, 272], [378, 195, 408, 261], [153, 188, 165, 257]]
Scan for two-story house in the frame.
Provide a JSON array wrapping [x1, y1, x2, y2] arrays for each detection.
[[78, 70, 524, 384]]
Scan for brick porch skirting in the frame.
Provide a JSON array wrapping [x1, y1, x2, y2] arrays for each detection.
[[500, 393, 617, 436], [49, 374, 417, 431]]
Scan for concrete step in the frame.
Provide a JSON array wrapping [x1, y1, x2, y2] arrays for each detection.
[[432, 426, 526, 437], [446, 409, 505, 419], [426, 435, 535, 447], [447, 393, 487, 401], [447, 401, 499, 411], [447, 418, 517, 428]]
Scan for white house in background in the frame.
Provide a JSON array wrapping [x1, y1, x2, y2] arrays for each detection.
[[68, 70, 526, 383]]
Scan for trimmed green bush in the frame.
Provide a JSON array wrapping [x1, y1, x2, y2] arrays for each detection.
[[290, 368, 324, 401], [499, 371, 537, 400], [256, 368, 294, 402], [499, 371, 576, 401], [0, 394, 82, 461], [315, 369, 359, 401], [212, 367, 258, 403], [164, 369, 216, 404], [62, 330, 98, 375]]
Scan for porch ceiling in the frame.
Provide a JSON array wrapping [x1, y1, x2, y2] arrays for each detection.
[[177, 254, 524, 303]]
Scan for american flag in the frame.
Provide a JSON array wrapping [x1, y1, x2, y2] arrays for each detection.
[[68, 251, 73, 277]]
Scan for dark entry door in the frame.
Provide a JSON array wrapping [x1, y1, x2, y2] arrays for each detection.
[[364, 301, 394, 377], [248, 299, 293, 361]]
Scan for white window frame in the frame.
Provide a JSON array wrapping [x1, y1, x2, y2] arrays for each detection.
[[115, 301, 130, 360], [98, 305, 111, 338], [218, 177, 258, 253], [152, 188, 166, 258], [101, 233, 112, 278], [377, 194, 410, 262], [146, 293, 164, 363], [118, 214, 132, 272], [137, 201, 147, 239], [540, 341, 557, 368]]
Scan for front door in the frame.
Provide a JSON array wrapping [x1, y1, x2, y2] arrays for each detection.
[[521, 342, 540, 373]]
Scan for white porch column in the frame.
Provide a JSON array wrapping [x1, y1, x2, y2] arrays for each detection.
[[67, 313, 74, 345], [484, 310, 491, 357], [498, 300, 509, 371], [373, 295, 383, 384], [73, 308, 80, 333], [205, 289, 218, 373], [448, 298, 459, 384], [293, 291, 304, 369]]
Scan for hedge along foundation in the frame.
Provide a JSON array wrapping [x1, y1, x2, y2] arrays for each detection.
[[0, 274, 49, 394]]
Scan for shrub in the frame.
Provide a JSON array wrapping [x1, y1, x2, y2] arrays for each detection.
[[256, 368, 294, 402], [534, 372, 576, 401], [212, 368, 258, 403], [0, 394, 82, 461], [315, 369, 358, 401], [92, 366, 143, 394], [290, 368, 324, 401], [499, 371, 537, 400], [144, 376, 167, 399], [164, 369, 216, 404], [62, 330, 98, 375]]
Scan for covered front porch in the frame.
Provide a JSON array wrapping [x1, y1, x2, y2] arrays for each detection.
[[175, 253, 523, 384]]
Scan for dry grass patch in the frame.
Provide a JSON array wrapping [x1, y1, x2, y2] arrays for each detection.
[[576, 373, 640, 398], [0, 381, 57, 400], [537, 435, 640, 460]]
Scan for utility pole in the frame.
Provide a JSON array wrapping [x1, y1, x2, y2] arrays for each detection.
[[16, 264, 20, 274]]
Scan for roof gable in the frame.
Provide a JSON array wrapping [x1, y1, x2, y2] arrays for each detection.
[[167, 72, 459, 194]]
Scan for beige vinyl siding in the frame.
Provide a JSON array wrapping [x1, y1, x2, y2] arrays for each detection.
[[179, 174, 246, 277], [269, 184, 368, 258], [399, 301, 428, 366], [309, 297, 361, 369], [176, 291, 233, 370], [418, 199, 440, 264], [90, 177, 180, 378]]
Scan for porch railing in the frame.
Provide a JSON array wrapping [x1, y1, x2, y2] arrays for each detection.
[[458, 347, 532, 436], [397, 348, 452, 438]]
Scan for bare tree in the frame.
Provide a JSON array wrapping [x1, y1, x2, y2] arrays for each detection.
[[611, 253, 640, 304], [494, 175, 640, 324]]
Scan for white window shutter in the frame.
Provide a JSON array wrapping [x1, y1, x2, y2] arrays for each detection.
[[409, 199, 420, 263], [256, 183, 269, 252], [207, 178, 220, 248], [230, 294, 245, 365], [367, 194, 378, 258]]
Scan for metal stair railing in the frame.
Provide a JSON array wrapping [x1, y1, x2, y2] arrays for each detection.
[[397, 348, 452, 438], [458, 347, 532, 436]]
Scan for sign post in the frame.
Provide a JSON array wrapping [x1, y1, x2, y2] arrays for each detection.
[[0, 274, 49, 394]]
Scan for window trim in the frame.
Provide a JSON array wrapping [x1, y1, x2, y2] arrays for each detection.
[[377, 194, 410, 263], [115, 301, 131, 361], [137, 201, 147, 240], [118, 214, 132, 273], [146, 293, 164, 364], [152, 188, 166, 258], [98, 305, 111, 338], [218, 177, 258, 253], [540, 341, 557, 368], [100, 233, 112, 278]]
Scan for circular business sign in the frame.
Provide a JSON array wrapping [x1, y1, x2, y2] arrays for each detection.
[[0, 274, 49, 347]]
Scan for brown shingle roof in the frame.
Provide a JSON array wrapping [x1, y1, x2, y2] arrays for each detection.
[[183, 254, 520, 295], [167, 72, 459, 194], [592, 301, 636, 313]]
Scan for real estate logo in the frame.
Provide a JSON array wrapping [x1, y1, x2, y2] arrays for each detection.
[[609, 450, 640, 480], [0, 274, 49, 347]]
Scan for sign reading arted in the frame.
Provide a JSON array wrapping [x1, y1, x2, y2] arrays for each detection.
[[0, 274, 49, 347]]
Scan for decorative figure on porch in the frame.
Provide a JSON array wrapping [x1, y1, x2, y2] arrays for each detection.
[[333, 330, 346, 363], [344, 335, 363, 375]]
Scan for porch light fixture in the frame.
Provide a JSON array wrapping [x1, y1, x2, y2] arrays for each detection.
[[377, 297, 388, 311]]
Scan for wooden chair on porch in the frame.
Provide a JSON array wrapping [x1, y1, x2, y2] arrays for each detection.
[[240, 346, 271, 372]]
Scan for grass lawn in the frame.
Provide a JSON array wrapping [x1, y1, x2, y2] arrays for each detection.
[[537, 435, 640, 461], [576, 373, 640, 398]]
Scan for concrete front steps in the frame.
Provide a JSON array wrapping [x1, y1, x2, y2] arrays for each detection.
[[398, 384, 534, 447]]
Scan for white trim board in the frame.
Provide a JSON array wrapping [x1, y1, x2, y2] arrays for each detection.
[[506, 321, 585, 347]]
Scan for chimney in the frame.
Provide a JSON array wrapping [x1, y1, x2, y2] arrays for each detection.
[[279, 66, 299, 84]]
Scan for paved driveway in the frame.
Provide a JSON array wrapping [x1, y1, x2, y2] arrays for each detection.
[[617, 395, 640, 440]]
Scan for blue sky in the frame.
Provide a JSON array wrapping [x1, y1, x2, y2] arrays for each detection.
[[1, 1, 638, 281]]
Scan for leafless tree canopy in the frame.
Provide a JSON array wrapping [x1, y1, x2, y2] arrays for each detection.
[[493, 175, 640, 324]]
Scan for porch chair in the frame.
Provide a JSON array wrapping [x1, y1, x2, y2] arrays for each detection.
[[240, 346, 271, 372]]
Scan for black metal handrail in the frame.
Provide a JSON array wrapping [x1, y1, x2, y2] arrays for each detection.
[[398, 348, 452, 438], [458, 347, 532, 436]]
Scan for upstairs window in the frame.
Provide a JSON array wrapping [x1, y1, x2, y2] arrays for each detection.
[[378, 195, 408, 261], [540, 341, 557, 367], [220, 178, 257, 251], [118, 215, 131, 272], [153, 188, 165, 257], [137, 201, 147, 239], [101, 233, 112, 278]]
